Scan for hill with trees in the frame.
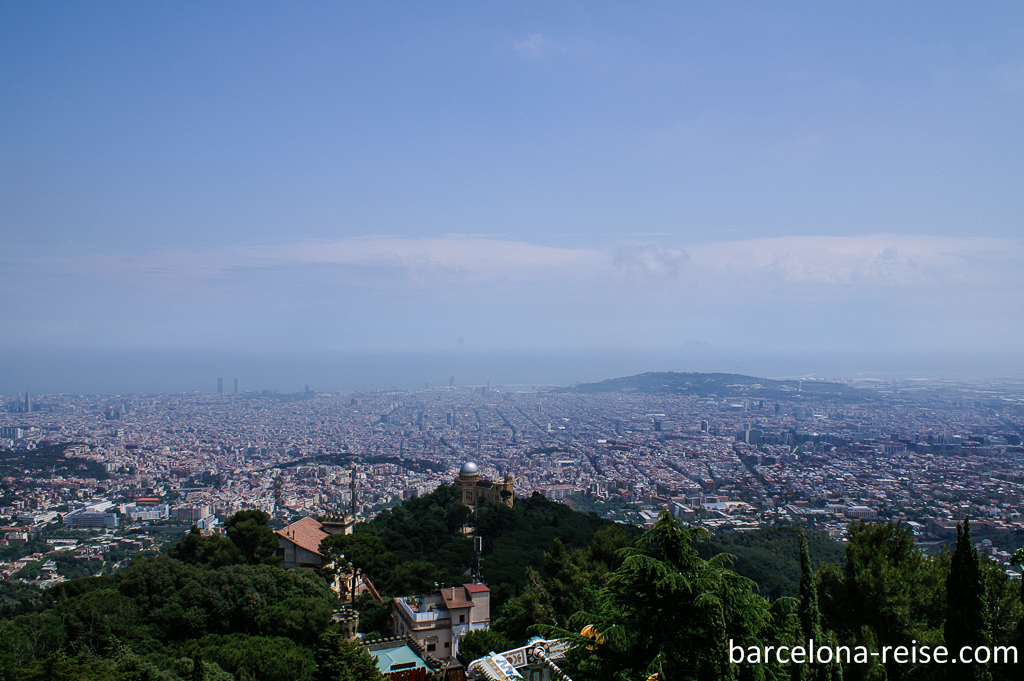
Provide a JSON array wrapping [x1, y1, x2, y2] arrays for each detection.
[[561, 371, 876, 402], [1, 494, 1021, 680], [0, 508, 375, 681], [0, 443, 108, 481], [320, 484, 629, 613], [695, 526, 848, 600], [490, 515, 1022, 681]]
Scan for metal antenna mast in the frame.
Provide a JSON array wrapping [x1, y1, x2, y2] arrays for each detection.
[[472, 495, 483, 581], [350, 465, 358, 518]]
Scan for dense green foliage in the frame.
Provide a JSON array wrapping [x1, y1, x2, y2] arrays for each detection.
[[0, 539, 49, 564], [485, 514, 1022, 681], [526, 512, 795, 680], [169, 509, 282, 569], [1, 493, 1021, 681], [185, 634, 317, 681], [456, 629, 514, 666], [313, 631, 383, 681], [0, 443, 108, 480], [696, 526, 847, 599], [946, 519, 993, 681], [0, 581, 45, 617], [0, 511, 342, 681], [816, 521, 1021, 681], [224, 510, 282, 566], [323, 484, 622, 604]]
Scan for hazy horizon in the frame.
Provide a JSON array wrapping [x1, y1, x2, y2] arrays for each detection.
[[3, 347, 1022, 396], [3, 4, 1022, 394]]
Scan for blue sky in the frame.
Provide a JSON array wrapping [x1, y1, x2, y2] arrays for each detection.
[[2, 3, 1023, 391]]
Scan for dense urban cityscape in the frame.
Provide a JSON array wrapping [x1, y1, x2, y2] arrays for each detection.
[[5, 3, 1023, 678], [3, 372, 1023, 588]]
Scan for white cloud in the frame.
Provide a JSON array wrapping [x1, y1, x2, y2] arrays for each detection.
[[23, 233, 1021, 298], [31, 236, 606, 288], [686, 234, 1019, 290], [613, 244, 689, 279], [248, 236, 604, 280], [4, 233, 1021, 357], [511, 33, 563, 59]]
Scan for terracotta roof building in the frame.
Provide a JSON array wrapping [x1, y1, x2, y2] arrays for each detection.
[[277, 516, 329, 568], [392, 583, 491, 660]]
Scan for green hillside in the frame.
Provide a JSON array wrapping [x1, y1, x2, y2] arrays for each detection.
[[326, 485, 628, 605], [0, 443, 108, 481], [562, 371, 876, 401], [696, 526, 847, 600], [1, 493, 1020, 681]]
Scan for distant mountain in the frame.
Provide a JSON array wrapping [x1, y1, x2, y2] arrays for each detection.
[[560, 371, 875, 401]]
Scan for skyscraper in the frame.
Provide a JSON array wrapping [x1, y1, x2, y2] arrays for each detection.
[[24, 391, 30, 413], [234, 378, 239, 393], [217, 378, 223, 394]]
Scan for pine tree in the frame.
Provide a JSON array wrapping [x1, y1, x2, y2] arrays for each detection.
[[315, 630, 385, 681], [945, 517, 992, 681], [555, 512, 774, 681]]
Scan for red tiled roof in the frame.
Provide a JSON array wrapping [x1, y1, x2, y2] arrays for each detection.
[[277, 516, 327, 556], [463, 582, 490, 594], [440, 586, 472, 609]]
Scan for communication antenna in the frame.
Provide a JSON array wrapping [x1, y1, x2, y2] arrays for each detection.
[[472, 496, 483, 581], [350, 465, 358, 518]]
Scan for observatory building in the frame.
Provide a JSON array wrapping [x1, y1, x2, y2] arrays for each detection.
[[454, 461, 514, 508]]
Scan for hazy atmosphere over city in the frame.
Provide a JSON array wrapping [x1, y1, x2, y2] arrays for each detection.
[[2, 3, 1023, 393], [5, 7, 1024, 681]]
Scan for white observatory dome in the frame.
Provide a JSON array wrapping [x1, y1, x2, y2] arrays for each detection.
[[459, 461, 479, 476]]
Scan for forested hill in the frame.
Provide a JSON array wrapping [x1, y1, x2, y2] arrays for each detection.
[[0, 443, 108, 481], [324, 485, 630, 603], [560, 371, 875, 401], [2, 493, 1021, 680], [696, 526, 847, 600], [340, 485, 844, 603]]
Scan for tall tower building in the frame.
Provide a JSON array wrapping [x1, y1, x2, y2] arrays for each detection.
[[24, 391, 30, 413], [217, 378, 224, 395], [320, 464, 358, 536], [234, 378, 239, 393]]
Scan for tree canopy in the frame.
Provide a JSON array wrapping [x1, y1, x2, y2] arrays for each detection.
[[2, 500, 1022, 681]]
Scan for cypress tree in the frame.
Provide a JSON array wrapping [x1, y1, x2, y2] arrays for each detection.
[[191, 652, 205, 681], [798, 530, 842, 681], [1013, 548, 1024, 656], [945, 517, 992, 681], [799, 530, 820, 642], [1014, 548, 1024, 608]]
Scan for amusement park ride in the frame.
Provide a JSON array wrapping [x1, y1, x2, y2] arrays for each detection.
[[466, 637, 572, 681]]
